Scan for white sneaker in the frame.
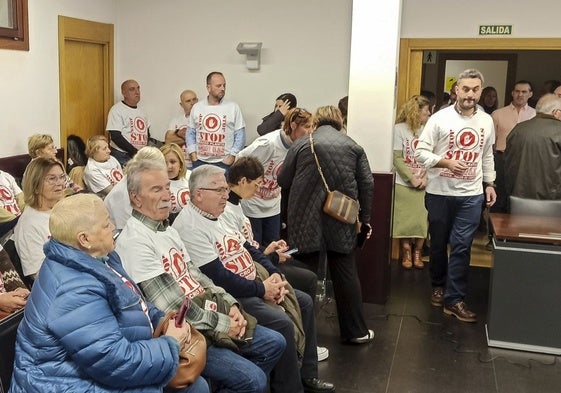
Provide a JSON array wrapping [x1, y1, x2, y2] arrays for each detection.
[[317, 346, 329, 362]]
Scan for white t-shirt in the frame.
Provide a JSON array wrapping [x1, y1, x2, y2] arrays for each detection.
[[83, 156, 124, 193], [187, 98, 245, 163], [168, 114, 192, 167], [14, 206, 51, 276], [238, 130, 288, 218], [222, 201, 260, 248], [103, 175, 131, 230], [173, 204, 257, 280], [116, 216, 205, 299], [106, 101, 150, 151], [415, 106, 496, 196], [392, 122, 427, 187], [170, 172, 191, 214], [0, 170, 23, 217]]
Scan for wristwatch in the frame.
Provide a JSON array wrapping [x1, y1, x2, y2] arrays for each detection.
[[484, 182, 496, 188]]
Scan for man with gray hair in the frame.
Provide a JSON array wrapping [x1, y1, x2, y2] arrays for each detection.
[[115, 158, 286, 393], [415, 69, 497, 323], [504, 93, 561, 200], [173, 164, 335, 393]]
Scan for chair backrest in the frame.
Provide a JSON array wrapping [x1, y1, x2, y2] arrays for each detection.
[[509, 196, 561, 218], [0, 309, 24, 391]]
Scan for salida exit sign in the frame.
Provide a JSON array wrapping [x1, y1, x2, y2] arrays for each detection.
[[479, 25, 512, 35]]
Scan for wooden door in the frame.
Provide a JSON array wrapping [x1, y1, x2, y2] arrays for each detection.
[[58, 16, 114, 163]]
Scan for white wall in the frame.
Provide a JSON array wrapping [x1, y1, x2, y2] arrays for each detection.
[[0, 0, 116, 157], [401, 0, 561, 38], [114, 0, 352, 143]]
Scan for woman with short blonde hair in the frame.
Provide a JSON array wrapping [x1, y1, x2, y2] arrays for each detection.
[[28, 134, 57, 159], [83, 135, 124, 198]]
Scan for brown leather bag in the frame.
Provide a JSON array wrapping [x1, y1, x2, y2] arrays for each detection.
[[323, 190, 359, 224], [153, 302, 206, 389], [310, 134, 359, 224]]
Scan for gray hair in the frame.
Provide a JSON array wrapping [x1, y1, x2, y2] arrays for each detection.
[[189, 164, 226, 191], [536, 93, 561, 115], [458, 69, 484, 86], [124, 147, 165, 176], [126, 158, 167, 195]]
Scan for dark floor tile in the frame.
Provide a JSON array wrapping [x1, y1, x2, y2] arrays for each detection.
[[314, 261, 561, 393]]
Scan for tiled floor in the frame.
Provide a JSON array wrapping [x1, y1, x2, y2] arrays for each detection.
[[314, 254, 561, 393]]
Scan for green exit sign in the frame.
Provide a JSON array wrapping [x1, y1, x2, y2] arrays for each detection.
[[479, 25, 512, 35]]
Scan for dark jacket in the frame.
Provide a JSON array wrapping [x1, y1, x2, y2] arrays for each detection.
[[256, 110, 284, 136], [9, 239, 179, 393], [504, 114, 561, 200], [277, 125, 373, 254]]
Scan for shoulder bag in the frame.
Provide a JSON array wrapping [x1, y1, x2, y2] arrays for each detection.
[[153, 298, 206, 389], [309, 133, 359, 224]]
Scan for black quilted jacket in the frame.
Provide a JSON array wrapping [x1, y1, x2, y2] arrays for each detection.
[[278, 125, 374, 254]]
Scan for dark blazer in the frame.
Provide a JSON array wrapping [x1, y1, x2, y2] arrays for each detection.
[[278, 125, 373, 254]]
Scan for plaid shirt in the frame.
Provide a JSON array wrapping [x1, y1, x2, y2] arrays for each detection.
[[132, 210, 235, 333]]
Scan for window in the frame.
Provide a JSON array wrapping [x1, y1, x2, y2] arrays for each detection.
[[0, 0, 29, 51]]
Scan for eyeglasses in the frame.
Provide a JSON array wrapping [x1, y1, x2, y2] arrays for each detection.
[[44, 174, 66, 185], [198, 187, 230, 195]]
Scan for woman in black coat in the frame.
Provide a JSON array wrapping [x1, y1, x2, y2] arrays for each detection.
[[278, 106, 374, 343]]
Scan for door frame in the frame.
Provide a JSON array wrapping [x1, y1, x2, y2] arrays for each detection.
[[58, 16, 114, 160], [397, 38, 561, 109]]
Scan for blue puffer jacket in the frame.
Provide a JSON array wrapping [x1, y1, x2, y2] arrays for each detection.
[[9, 239, 180, 393]]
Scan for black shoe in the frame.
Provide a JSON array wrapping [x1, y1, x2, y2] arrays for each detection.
[[430, 287, 444, 307], [348, 329, 375, 344], [302, 378, 336, 393]]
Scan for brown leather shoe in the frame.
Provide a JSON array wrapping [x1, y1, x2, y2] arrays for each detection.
[[401, 247, 413, 269], [444, 301, 477, 323], [430, 287, 444, 307], [413, 249, 424, 269]]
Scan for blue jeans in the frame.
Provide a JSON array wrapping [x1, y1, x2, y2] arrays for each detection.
[[238, 290, 317, 393], [248, 214, 281, 246], [425, 193, 484, 305], [202, 325, 285, 393], [165, 376, 209, 393], [110, 148, 132, 167]]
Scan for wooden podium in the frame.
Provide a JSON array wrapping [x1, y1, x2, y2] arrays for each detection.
[[487, 213, 561, 354]]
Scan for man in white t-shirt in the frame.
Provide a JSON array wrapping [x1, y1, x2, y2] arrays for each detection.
[[115, 159, 285, 392], [187, 72, 245, 173], [106, 79, 151, 166], [415, 69, 496, 323], [165, 89, 198, 167], [172, 165, 335, 393]]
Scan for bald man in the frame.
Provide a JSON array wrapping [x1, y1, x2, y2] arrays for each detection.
[[165, 89, 199, 148], [106, 79, 151, 165]]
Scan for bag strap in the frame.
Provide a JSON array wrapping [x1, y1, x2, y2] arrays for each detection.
[[309, 133, 331, 193]]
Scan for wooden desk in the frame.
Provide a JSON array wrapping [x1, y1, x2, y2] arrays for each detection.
[[487, 213, 561, 355], [490, 213, 561, 245]]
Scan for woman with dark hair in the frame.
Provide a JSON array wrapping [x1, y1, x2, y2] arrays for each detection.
[[480, 86, 498, 114], [256, 93, 297, 135], [278, 106, 375, 344]]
